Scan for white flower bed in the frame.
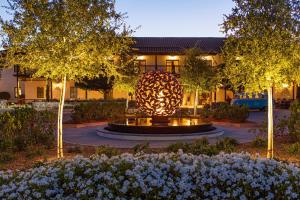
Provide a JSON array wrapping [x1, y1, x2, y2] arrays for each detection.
[[0, 152, 300, 199]]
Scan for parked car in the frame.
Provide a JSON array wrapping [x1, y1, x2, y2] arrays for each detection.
[[231, 98, 269, 111]]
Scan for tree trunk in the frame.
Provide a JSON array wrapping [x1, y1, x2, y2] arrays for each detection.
[[57, 75, 66, 158], [297, 86, 300, 100], [125, 96, 129, 111], [193, 89, 199, 116], [267, 86, 274, 159]]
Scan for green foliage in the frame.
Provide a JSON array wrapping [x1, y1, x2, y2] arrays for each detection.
[[114, 56, 140, 96], [286, 142, 300, 154], [215, 137, 239, 153], [251, 136, 267, 148], [0, 107, 55, 151], [181, 48, 217, 92], [288, 100, 300, 141], [95, 145, 120, 158], [71, 101, 126, 123], [200, 103, 249, 122], [222, 0, 300, 92], [67, 146, 83, 154], [0, 152, 15, 164], [166, 137, 238, 155], [0, 92, 10, 100], [25, 147, 45, 159], [76, 76, 115, 100], [133, 143, 149, 154], [227, 105, 249, 122], [1, 0, 134, 82]]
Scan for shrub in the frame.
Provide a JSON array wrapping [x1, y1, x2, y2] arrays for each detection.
[[215, 137, 239, 152], [1, 153, 300, 199], [191, 138, 218, 156], [201, 103, 249, 122], [0, 107, 55, 151], [0, 152, 15, 164], [167, 137, 237, 155], [71, 101, 126, 123], [251, 136, 267, 147], [67, 146, 83, 154], [25, 148, 45, 159], [133, 142, 149, 154], [211, 102, 230, 120], [166, 142, 190, 152], [0, 92, 10, 100], [227, 105, 249, 122], [95, 145, 120, 157], [288, 100, 300, 142], [287, 143, 300, 154]]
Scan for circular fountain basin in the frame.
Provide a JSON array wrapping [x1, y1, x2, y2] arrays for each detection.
[[97, 118, 223, 141], [106, 117, 215, 134]]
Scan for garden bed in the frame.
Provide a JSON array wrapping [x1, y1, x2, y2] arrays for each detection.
[[0, 152, 300, 199]]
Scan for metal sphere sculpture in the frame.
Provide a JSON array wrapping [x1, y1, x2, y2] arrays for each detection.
[[135, 71, 183, 117]]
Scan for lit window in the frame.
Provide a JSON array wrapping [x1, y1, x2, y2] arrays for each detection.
[[166, 60, 179, 73], [37, 87, 44, 98]]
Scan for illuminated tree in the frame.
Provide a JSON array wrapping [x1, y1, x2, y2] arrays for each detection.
[[76, 74, 115, 100], [181, 48, 217, 116], [222, 0, 300, 158], [114, 56, 140, 110], [0, 0, 133, 158]]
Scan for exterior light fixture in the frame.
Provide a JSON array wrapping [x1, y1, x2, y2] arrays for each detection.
[[282, 83, 289, 88], [168, 55, 177, 60], [53, 82, 63, 89], [137, 55, 144, 60]]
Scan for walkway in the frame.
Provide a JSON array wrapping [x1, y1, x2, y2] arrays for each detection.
[[62, 110, 289, 148]]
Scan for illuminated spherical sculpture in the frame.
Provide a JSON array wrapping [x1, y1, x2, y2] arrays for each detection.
[[135, 71, 183, 117]]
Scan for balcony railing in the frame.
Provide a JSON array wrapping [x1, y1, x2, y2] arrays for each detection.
[[139, 65, 181, 74]]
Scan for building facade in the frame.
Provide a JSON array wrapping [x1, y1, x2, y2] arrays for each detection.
[[0, 37, 298, 106]]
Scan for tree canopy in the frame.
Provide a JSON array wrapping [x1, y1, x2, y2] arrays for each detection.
[[113, 56, 140, 96], [180, 48, 217, 93], [0, 0, 134, 81], [222, 0, 300, 93], [0, 0, 134, 158]]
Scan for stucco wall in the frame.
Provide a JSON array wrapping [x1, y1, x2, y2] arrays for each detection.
[[0, 68, 25, 101]]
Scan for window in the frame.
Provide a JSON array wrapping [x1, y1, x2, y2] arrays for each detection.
[[166, 60, 179, 73], [37, 87, 44, 98], [70, 87, 78, 99]]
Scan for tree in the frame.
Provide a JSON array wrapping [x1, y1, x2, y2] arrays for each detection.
[[76, 74, 115, 100], [0, 0, 133, 158], [114, 56, 140, 110], [222, 0, 300, 158], [181, 48, 217, 116]]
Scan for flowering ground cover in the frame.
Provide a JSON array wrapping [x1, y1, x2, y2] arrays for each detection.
[[1, 152, 300, 199]]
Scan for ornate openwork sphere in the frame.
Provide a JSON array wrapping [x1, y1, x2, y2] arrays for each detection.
[[135, 71, 183, 116]]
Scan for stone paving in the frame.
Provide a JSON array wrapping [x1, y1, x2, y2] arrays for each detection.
[[63, 109, 290, 148]]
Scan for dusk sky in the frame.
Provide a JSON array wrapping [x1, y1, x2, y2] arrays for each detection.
[[0, 0, 235, 37]]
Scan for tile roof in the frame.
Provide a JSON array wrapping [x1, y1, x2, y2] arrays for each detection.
[[132, 37, 225, 54]]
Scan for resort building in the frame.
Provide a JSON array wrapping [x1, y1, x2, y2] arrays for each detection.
[[0, 37, 298, 107]]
